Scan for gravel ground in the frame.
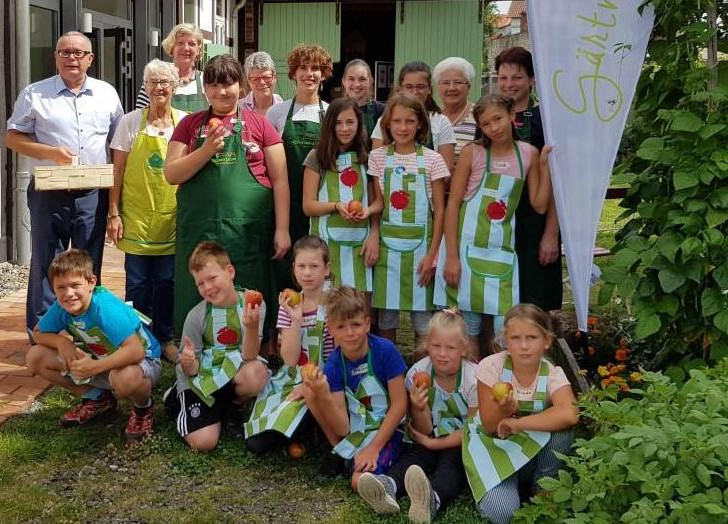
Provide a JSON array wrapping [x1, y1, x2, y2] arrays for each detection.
[[0, 261, 29, 299]]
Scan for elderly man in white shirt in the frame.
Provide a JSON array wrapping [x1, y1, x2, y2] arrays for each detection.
[[6, 31, 123, 337]]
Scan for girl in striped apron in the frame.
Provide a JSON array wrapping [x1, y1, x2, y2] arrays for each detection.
[[244, 236, 335, 453], [303, 97, 383, 296], [464, 304, 578, 524], [300, 287, 408, 490], [356, 309, 478, 524], [369, 95, 450, 348], [436, 94, 553, 359], [174, 242, 269, 452]]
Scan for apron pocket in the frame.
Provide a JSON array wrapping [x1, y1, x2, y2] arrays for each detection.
[[380, 222, 425, 252], [466, 244, 515, 279], [325, 219, 369, 245]]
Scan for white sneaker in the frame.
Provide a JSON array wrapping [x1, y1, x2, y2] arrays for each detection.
[[405, 465, 437, 524], [357, 472, 400, 514]]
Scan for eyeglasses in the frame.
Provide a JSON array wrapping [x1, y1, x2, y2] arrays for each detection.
[[402, 84, 429, 92], [249, 74, 276, 84], [438, 80, 469, 88], [145, 80, 174, 88], [56, 49, 92, 58]]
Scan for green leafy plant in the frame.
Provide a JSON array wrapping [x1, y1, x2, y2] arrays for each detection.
[[601, 1, 728, 378], [514, 362, 728, 523]]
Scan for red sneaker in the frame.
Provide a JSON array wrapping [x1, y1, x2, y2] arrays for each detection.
[[124, 405, 154, 442], [60, 391, 116, 427]]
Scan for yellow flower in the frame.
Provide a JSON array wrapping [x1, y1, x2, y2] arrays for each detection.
[[629, 372, 643, 383], [598, 365, 610, 377]]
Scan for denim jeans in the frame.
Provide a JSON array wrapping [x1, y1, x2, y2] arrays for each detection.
[[124, 253, 175, 343]]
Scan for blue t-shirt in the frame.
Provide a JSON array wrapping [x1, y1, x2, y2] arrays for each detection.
[[37, 287, 161, 360], [324, 334, 407, 393]]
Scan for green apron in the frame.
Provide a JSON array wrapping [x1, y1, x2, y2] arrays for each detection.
[[189, 292, 248, 406], [372, 145, 434, 312], [435, 145, 524, 316], [462, 356, 552, 503], [171, 72, 208, 113], [274, 99, 326, 292], [174, 109, 274, 335], [332, 348, 391, 459], [310, 151, 371, 292], [117, 108, 180, 255], [244, 303, 327, 438]]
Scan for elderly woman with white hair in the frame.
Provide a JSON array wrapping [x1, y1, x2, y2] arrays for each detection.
[[433, 57, 478, 168], [109, 59, 188, 362], [240, 51, 283, 116], [135, 23, 207, 112]]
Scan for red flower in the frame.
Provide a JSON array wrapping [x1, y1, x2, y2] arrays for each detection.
[[486, 200, 507, 221], [615, 349, 630, 362], [216, 327, 238, 345], [340, 167, 358, 187], [390, 190, 410, 210]]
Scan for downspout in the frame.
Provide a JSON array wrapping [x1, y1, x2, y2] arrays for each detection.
[[232, 0, 247, 60], [14, 0, 31, 264]]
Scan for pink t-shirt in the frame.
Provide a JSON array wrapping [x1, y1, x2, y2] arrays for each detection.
[[170, 108, 282, 188], [276, 306, 335, 362], [463, 141, 535, 200], [476, 351, 570, 404], [368, 146, 450, 202]]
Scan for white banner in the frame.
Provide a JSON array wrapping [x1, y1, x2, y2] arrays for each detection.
[[527, 0, 654, 331]]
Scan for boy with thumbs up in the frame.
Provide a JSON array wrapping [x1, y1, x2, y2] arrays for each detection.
[[26, 249, 162, 442]]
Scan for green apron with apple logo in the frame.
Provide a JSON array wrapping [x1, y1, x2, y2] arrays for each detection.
[[189, 292, 248, 406], [117, 108, 182, 256], [174, 109, 274, 335], [372, 145, 433, 312], [435, 145, 523, 316], [172, 72, 208, 113], [462, 356, 551, 503], [332, 348, 392, 459], [244, 303, 328, 438], [310, 151, 371, 291]]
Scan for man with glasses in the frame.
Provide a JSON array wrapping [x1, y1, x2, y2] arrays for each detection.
[[6, 31, 123, 339]]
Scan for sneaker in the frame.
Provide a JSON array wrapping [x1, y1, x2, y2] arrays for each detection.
[[405, 465, 439, 524], [316, 452, 348, 480], [357, 473, 400, 514], [125, 404, 154, 441], [60, 391, 116, 427]]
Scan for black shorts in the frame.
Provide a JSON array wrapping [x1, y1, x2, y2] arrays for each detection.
[[175, 381, 237, 437]]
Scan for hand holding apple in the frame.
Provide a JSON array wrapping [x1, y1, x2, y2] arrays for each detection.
[[409, 382, 429, 411], [245, 289, 263, 307], [301, 362, 318, 382], [282, 288, 301, 307], [242, 300, 261, 328], [491, 382, 513, 402], [492, 382, 518, 416], [202, 119, 225, 156]]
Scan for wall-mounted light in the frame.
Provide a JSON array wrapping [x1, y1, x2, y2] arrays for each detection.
[[81, 12, 92, 33], [150, 29, 159, 47]]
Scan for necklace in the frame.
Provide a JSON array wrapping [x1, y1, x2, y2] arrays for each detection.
[[178, 70, 195, 86], [444, 102, 471, 125]]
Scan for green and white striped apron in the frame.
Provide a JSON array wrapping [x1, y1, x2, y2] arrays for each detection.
[[310, 152, 372, 291], [435, 145, 524, 316], [332, 349, 391, 459], [189, 293, 247, 407], [372, 145, 433, 311], [462, 356, 552, 503], [244, 304, 327, 438]]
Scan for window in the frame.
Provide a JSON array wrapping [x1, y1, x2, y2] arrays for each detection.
[[82, 0, 130, 19], [30, 6, 58, 83]]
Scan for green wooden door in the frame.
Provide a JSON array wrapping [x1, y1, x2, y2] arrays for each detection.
[[394, 0, 483, 103], [258, 2, 341, 100]]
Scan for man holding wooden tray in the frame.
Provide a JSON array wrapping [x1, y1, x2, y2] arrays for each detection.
[[6, 31, 123, 338]]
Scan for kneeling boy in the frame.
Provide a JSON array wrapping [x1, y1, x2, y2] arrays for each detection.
[[27, 249, 162, 441], [173, 241, 269, 451]]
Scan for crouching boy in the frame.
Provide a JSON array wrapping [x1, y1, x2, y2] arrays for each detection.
[[172, 241, 269, 451], [26, 249, 162, 441]]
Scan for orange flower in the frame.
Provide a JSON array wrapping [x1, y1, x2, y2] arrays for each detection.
[[619, 383, 629, 392], [600, 377, 613, 388], [609, 364, 627, 375], [588, 316, 598, 327], [615, 349, 630, 362], [611, 376, 625, 384], [588, 345, 596, 356]]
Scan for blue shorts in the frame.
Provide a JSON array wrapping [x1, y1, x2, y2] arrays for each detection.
[[350, 429, 404, 475]]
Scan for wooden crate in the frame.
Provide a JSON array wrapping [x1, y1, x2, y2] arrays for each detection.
[[34, 164, 113, 191]]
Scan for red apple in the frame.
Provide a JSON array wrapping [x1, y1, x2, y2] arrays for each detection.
[[207, 117, 222, 133], [287, 442, 306, 459], [245, 289, 263, 307], [347, 200, 363, 214], [486, 200, 508, 221], [390, 190, 410, 210], [216, 326, 238, 345], [413, 371, 431, 390], [282, 288, 301, 307], [492, 382, 513, 402], [340, 167, 358, 187]]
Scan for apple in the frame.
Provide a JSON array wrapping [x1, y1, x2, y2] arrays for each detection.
[[245, 289, 263, 307], [492, 382, 513, 402], [207, 117, 222, 133], [347, 200, 363, 214], [301, 362, 318, 381], [282, 288, 301, 307], [287, 442, 306, 459], [412, 371, 431, 390], [216, 326, 238, 345]]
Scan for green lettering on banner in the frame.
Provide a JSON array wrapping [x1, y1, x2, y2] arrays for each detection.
[[551, 0, 626, 123]]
